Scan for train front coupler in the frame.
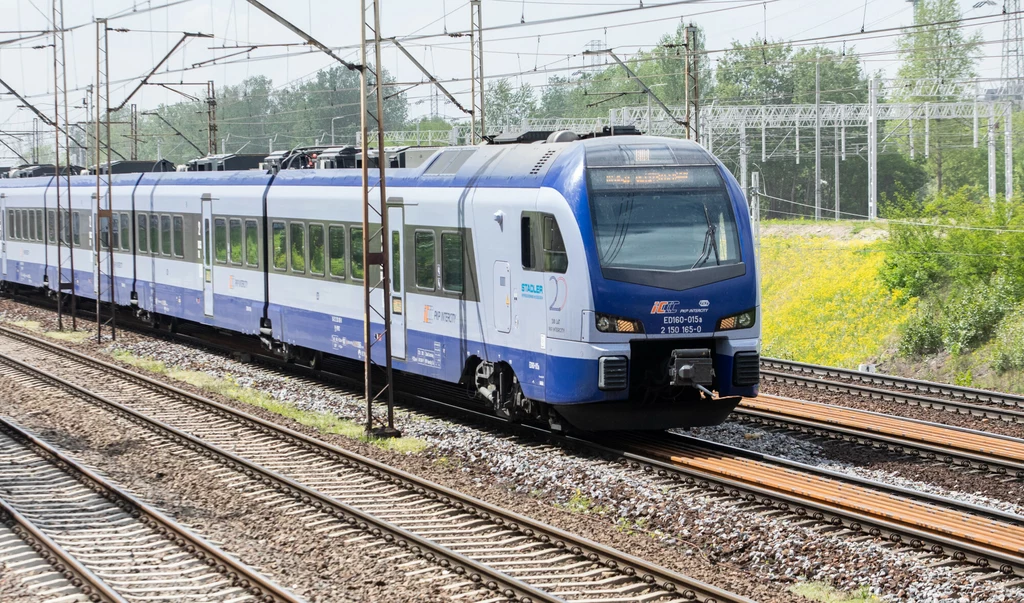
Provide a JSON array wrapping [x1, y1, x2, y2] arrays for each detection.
[[668, 348, 716, 397]]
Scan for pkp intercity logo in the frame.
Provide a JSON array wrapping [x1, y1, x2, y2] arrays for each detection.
[[650, 301, 680, 314]]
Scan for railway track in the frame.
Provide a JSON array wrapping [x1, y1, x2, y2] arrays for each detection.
[[735, 394, 1024, 478], [761, 357, 1024, 424], [0, 415, 300, 603], [0, 325, 752, 603]]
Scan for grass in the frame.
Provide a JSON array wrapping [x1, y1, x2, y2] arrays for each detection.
[[790, 582, 881, 603], [760, 235, 914, 368], [111, 349, 429, 453], [11, 320, 42, 330], [555, 489, 608, 515], [43, 330, 93, 343]]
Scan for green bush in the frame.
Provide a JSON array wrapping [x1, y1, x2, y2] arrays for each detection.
[[993, 305, 1024, 372], [938, 278, 1015, 355], [898, 316, 942, 357]]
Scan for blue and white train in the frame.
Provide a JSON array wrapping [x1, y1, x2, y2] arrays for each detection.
[[0, 134, 759, 431]]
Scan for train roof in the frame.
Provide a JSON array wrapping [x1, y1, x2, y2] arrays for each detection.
[[0, 136, 718, 192]]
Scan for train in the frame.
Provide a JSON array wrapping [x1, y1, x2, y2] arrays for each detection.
[[0, 131, 759, 431]]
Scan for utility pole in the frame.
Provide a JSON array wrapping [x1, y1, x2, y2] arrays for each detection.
[[867, 77, 878, 220], [834, 124, 840, 220], [684, 25, 699, 141], [988, 104, 997, 203], [130, 104, 138, 161], [814, 60, 821, 221], [52, 0, 76, 330], [739, 122, 747, 201], [1005, 105, 1014, 199], [206, 81, 217, 155], [95, 18, 115, 341]]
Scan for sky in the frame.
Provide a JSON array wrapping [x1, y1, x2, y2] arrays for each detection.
[[0, 0, 1015, 163]]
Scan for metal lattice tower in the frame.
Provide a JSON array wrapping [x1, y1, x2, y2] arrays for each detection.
[[52, 0, 76, 330], [469, 0, 484, 142], [1005, 0, 1024, 96], [94, 18, 116, 341]]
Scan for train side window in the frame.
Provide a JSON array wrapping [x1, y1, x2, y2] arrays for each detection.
[[542, 215, 568, 273], [214, 218, 227, 263], [137, 214, 148, 252], [391, 231, 401, 292], [6, 210, 13, 240], [29, 210, 36, 241], [60, 210, 70, 245], [272, 221, 286, 271], [520, 216, 533, 269], [350, 227, 364, 281], [120, 213, 130, 251], [110, 214, 119, 249], [328, 225, 345, 279], [37, 210, 44, 240], [414, 231, 435, 290], [149, 214, 159, 255], [228, 218, 242, 265], [309, 223, 325, 276], [441, 232, 463, 294], [20, 210, 28, 241], [244, 219, 259, 267], [72, 212, 81, 246], [47, 210, 55, 243], [172, 216, 184, 258], [290, 222, 306, 274], [160, 215, 172, 256]]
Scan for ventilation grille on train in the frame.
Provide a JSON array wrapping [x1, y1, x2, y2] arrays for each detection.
[[733, 351, 760, 387], [598, 356, 628, 390], [530, 150, 557, 175]]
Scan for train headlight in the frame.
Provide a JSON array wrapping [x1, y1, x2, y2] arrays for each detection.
[[717, 309, 756, 331], [595, 313, 644, 334]]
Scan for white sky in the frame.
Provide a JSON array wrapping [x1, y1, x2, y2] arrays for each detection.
[[0, 0, 1013, 162]]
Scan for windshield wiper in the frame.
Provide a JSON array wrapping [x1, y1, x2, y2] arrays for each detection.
[[691, 204, 721, 269]]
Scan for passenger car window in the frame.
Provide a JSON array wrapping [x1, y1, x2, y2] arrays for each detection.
[[441, 233, 463, 293], [173, 216, 184, 258], [160, 215, 172, 256], [309, 224, 325, 276], [214, 218, 227, 263], [138, 214, 148, 252], [272, 221, 286, 270], [290, 222, 306, 273], [120, 213, 130, 250], [47, 210, 55, 243], [149, 214, 159, 254], [110, 214, 119, 249], [72, 212, 81, 246], [6, 210, 13, 240], [328, 225, 345, 278], [29, 210, 37, 241], [245, 219, 259, 266], [350, 227, 364, 281], [21, 210, 28, 242], [229, 218, 242, 264], [414, 231, 435, 290], [391, 231, 401, 292]]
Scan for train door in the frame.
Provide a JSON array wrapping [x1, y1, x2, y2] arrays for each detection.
[[201, 195, 214, 316], [493, 261, 511, 333], [387, 204, 406, 359], [1, 193, 6, 277]]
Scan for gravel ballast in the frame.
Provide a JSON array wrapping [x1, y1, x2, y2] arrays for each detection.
[[0, 367, 469, 602], [0, 299, 1021, 602]]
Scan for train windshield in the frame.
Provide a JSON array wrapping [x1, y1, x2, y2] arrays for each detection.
[[587, 166, 741, 272]]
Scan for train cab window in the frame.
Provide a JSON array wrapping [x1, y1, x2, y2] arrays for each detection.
[[228, 219, 242, 265], [290, 222, 306, 274], [244, 220, 259, 267], [173, 216, 184, 258], [272, 221, 286, 271], [309, 224, 325, 276], [414, 231, 435, 290], [47, 210, 56, 243], [160, 215, 172, 256], [72, 212, 81, 246], [110, 214, 119, 249], [441, 232, 463, 294], [328, 225, 345, 279], [521, 212, 567, 274], [350, 227, 364, 281], [214, 218, 227, 263], [120, 213, 130, 251], [137, 214, 148, 252], [149, 214, 159, 255]]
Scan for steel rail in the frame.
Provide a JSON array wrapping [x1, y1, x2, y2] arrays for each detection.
[[734, 395, 1024, 478], [0, 326, 751, 603], [762, 357, 1024, 417], [0, 496, 126, 603], [0, 416, 301, 603]]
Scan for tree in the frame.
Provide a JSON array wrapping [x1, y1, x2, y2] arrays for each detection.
[[895, 0, 982, 191], [485, 78, 536, 132]]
